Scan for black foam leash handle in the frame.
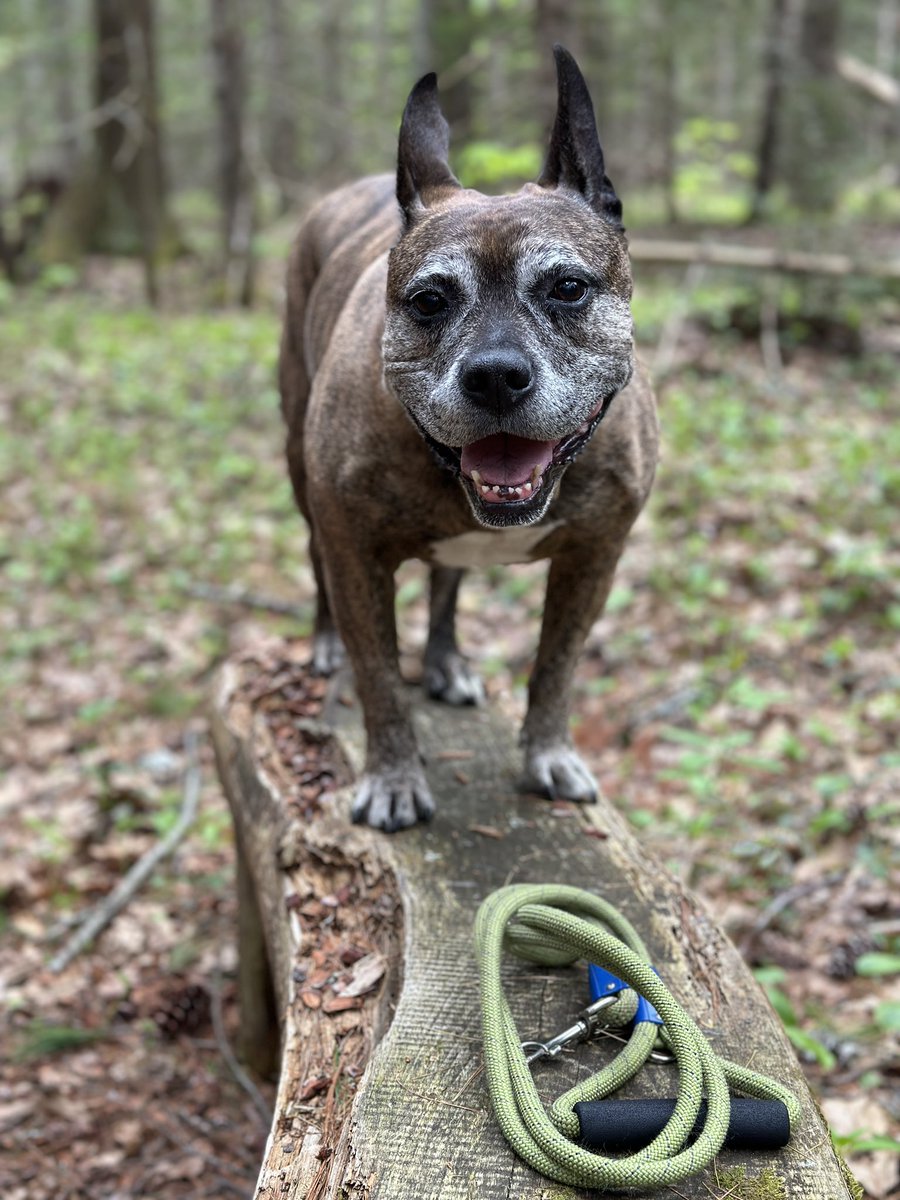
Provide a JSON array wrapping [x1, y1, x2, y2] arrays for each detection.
[[574, 1098, 791, 1153]]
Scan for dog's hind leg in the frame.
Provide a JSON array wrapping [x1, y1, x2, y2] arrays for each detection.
[[423, 566, 484, 706], [285, 432, 345, 676], [307, 531, 346, 676]]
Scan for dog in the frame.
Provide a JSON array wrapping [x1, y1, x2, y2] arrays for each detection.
[[279, 46, 659, 832]]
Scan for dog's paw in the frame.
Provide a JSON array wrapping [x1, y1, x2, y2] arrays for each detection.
[[311, 629, 346, 676], [351, 764, 435, 832], [522, 743, 599, 804], [424, 652, 485, 707]]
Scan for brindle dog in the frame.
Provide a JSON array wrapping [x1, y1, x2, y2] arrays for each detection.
[[279, 47, 659, 831]]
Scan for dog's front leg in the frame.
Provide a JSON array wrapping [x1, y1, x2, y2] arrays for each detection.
[[521, 547, 625, 803], [317, 533, 433, 832]]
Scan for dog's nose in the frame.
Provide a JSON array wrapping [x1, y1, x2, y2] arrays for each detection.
[[460, 348, 533, 414]]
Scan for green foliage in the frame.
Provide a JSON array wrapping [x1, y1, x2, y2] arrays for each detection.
[[855, 952, 900, 977], [455, 141, 542, 192], [673, 119, 755, 223], [754, 967, 837, 1072], [874, 1002, 900, 1033], [14, 1021, 111, 1061]]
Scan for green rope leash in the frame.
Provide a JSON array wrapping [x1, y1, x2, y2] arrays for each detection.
[[475, 884, 801, 1192]]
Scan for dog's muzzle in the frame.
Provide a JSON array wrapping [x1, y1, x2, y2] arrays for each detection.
[[415, 391, 617, 529]]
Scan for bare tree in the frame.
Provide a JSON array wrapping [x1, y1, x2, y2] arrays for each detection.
[[535, 0, 581, 118], [422, 0, 475, 142], [749, 0, 791, 222], [782, 0, 849, 212], [264, 0, 298, 212], [210, 0, 255, 305], [37, 0, 177, 302]]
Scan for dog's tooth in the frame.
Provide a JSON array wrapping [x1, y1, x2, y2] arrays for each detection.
[[530, 464, 543, 485], [492, 485, 500, 494], [481, 485, 490, 495], [524, 481, 532, 493], [471, 469, 483, 487], [514, 487, 522, 496]]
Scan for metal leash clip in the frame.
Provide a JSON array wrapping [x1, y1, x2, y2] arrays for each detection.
[[521, 964, 674, 1065], [521, 991, 621, 1064]]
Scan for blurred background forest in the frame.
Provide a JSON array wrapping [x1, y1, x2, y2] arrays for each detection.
[[1, 2, 899, 1199], [2, 0, 900, 295]]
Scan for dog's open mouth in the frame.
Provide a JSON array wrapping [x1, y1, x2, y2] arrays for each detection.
[[457, 395, 610, 523]]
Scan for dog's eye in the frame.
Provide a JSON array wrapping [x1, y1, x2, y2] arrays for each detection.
[[550, 278, 589, 304], [409, 290, 448, 318]]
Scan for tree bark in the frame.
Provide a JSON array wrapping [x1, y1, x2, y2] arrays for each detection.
[[535, 0, 581, 119], [38, 0, 177, 303], [211, 653, 858, 1200], [423, 0, 475, 142], [749, 0, 790, 222], [210, 0, 255, 305], [318, 3, 351, 182], [46, 0, 82, 173], [264, 0, 298, 212], [781, 0, 849, 212]]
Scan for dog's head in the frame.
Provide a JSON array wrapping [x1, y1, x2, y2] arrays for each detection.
[[382, 46, 634, 530]]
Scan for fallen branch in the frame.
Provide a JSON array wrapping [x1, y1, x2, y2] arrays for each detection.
[[836, 53, 900, 108], [629, 238, 900, 280], [181, 580, 304, 619], [48, 731, 202, 973], [210, 970, 272, 1130]]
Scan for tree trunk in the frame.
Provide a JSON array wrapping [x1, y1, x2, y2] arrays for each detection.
[[781, 0, 849, 212], [210, 0, 255, 306], [535, 0, 581, 120], [46, 0, 82, 173], [95, 0, 168, 300], [319, 3, 351, 182], [749, 0, 790, 222], [264, 0, 298, 213], [423, 0, 475, 142], [38, 0, 177, 303]]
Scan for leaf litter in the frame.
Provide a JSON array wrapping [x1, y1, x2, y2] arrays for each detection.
[[0, 270, 897, 1196]]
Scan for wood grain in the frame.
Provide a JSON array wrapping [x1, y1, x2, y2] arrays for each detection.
[[211, 657, 855, 1199]]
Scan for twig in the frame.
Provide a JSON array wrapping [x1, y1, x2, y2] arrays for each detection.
[[150, 1110, 251, 1195], [739, 870, 845, 956], [180, 579, 305, 619], [759, 282, 784, 383], [48, 731, 202, 973], [210, 970, 272, 1130]]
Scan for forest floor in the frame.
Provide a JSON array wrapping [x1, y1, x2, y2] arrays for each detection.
[[0, 257, 898, 1199]]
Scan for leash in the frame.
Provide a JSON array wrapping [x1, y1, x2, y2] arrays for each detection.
[[475, 884, 801, 1191]]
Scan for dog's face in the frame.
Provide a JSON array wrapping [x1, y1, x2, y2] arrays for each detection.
[[382, 49, 634, 529]]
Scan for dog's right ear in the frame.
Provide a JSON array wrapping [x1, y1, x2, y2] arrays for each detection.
[[396, 74, 461, 224]]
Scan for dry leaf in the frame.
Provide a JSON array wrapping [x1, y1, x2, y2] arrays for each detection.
[[336, 951, 385, 999], [468, 824, 505, 839]]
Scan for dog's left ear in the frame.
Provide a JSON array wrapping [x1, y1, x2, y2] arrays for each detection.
[[537, 45, 623, 229], [397, 74, 461, 223]]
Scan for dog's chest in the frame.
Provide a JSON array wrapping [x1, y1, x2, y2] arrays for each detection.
[[428, 521, 563, 570]]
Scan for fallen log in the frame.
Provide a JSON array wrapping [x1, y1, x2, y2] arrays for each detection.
[[211, 652, 857, 1199], [629, 237, 900, 280]]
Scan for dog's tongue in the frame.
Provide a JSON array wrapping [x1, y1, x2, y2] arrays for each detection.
[[460, 433, 556, 486]]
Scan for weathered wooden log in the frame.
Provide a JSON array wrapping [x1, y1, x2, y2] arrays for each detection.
[[211, 654, 857, 1199]]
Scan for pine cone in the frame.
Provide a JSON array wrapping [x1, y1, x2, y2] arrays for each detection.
[[150, 982, 212, 1038]]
